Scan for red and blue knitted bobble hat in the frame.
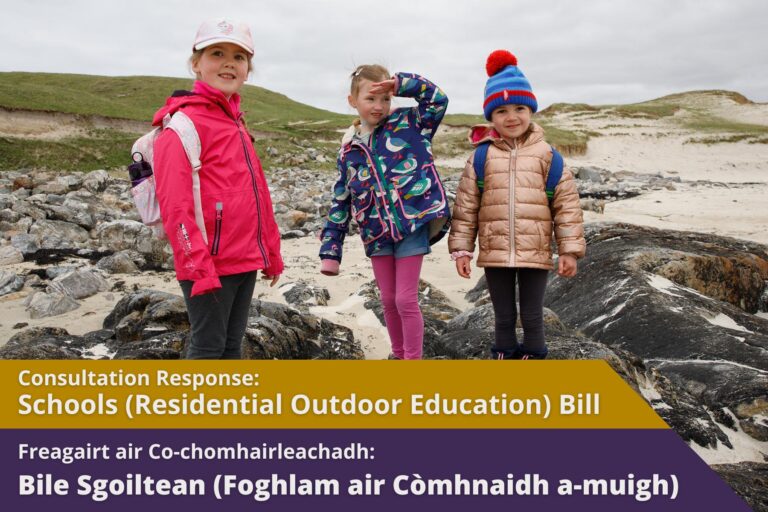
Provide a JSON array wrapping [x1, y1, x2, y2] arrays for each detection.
[[483, 50, 537, 120]]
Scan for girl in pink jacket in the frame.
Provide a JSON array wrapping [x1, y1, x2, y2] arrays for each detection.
[[153, 18, 283, 359]]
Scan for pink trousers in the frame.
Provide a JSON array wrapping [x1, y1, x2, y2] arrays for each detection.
[[370, 254, 424, 360]]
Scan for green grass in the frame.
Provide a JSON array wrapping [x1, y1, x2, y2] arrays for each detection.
[[0, 72, 351, 128], [538, 103, 598, 116], [538, 122, 590, 155], [443, 113, 485, 126], [0, 130, 139, 171], [606, 103, 679, 119], [682, 116, 768, 134], [0, 72, 355, 171]]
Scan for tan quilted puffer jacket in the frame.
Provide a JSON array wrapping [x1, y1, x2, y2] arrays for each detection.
[[448, 123, 586, 269]]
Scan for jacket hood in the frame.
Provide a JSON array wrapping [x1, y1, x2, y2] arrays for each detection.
[[468, 122, 545, 148], [152, 80, 242, 126]]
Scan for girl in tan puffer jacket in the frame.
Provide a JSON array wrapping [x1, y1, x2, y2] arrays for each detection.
[[448, 50, 586, 360]]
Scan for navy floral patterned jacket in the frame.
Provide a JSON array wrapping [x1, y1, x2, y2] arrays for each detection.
[[319, 73, 451, 264]]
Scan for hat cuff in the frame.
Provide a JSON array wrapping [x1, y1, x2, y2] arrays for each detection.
[[193, 37, 254, 55], [483, 95, 538, 120]]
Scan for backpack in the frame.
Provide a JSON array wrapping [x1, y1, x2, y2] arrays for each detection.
[[472, 142, 564, 206], [128, 112, 207, 242]]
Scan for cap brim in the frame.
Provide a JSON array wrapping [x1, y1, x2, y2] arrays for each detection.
[[193, 37, 254, 55]]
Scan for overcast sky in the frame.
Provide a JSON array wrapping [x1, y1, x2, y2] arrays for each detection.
[[2, 0, 767, 115]]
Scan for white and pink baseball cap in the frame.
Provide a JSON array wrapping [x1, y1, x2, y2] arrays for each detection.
[[193, 18, 254, 55]]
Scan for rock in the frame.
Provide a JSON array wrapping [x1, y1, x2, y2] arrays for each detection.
[[281, 230, 306, 239], [545, 223, 768, 438], [580, 198, 606, 213], [10, 234, 39, 256], [45, 265, 82, 279], [12, 188, 30, 199], [96, 250, 141, 274], [465, 274, 490, 306], [712, 463, 768, 512], [6, 326, 70, 345], [24, 273, 42, 287], [48, 268, 109, 300], [0, 245, 24, 266], [0, 270, 24, 296], [96, 220, 167, 269], [12, 176, 34, 190], [29, 219, 90, 246], [33, 175, 82, 195], [0, 208, 22, 223], [24, 290, 81, 318], [575, 167, 605, 183], [11, 200, 46, 221], [112, 331, 186, 360], [42, 201, 95, 229], [0, 326, 114, 360], [295, 200, 316, 214], [278, 210, 309, 229], [245, 300, 364, 360], [103, 289, 189, 342], [281, 280, 330, 310], [82, 170, 110, 193], [0, 342, 81, 359]]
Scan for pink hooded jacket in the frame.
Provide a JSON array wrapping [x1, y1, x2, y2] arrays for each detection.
[[153, 81, 283, 296]]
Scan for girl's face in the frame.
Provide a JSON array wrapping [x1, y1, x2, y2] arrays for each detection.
[[491, 104, 532, 142], [348, 79, 391, 127], [192, 43, 250, 99]]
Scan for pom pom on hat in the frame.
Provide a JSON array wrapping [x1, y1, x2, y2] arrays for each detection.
[[482, 49, 537, 120], [486, 50, 518, 77]]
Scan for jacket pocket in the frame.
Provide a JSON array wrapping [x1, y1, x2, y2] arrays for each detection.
[[394, 163, 447, 220], [211, 202, 223, 255], [353, 190, 390, 244]]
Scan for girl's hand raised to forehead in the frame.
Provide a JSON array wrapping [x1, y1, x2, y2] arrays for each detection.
[[368, 79, 396, 95]]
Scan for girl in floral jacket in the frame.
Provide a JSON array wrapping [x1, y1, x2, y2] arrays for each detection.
[[319, 65, 451, 359]]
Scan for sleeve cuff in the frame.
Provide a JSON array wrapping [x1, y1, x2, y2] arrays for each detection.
[[190, 276, 222, 297], [320, 258, 340, 276], [450, 251, 474, 261]]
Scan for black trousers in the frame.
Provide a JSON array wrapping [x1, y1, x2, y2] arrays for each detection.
[[179, 271, 257, 359], [484, 267, 549, 356]]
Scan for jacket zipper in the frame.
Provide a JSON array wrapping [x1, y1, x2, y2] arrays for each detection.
[[237, 128, 270, 267], [351, 138, 404, 241], [211, 202, 223, 255], [510, 140, 518, 266], [218, 106, 270, 268]]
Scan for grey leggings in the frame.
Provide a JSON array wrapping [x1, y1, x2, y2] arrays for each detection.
[[484, 267, 549, 354], [179, 271, 257, 359]]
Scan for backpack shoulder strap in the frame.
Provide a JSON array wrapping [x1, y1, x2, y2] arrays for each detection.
[[165, 111, 202, 171], [472, 142, 491, 193], [546, 145, 564, 205]]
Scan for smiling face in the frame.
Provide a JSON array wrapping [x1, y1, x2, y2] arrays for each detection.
[[348, 79, 391, 127], [191, 43, 250, 98], [490, 104, 532, 143]]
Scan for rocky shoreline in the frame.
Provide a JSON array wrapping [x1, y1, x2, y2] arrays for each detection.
[[1, 166, 767, 508]]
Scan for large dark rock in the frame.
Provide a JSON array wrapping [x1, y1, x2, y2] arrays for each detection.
[[713, 462, 768, 512], [112, 331, 186, 360], [245, 300, 364, 360], [0, 327, 108, 359], [545, 223, 768, 426], [280, 280, 330, 311], [103, 289, 189, 342]]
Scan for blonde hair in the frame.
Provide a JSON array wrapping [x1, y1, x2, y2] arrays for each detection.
[[189, 48, 254, 78], [350, 64, 390, 96]]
